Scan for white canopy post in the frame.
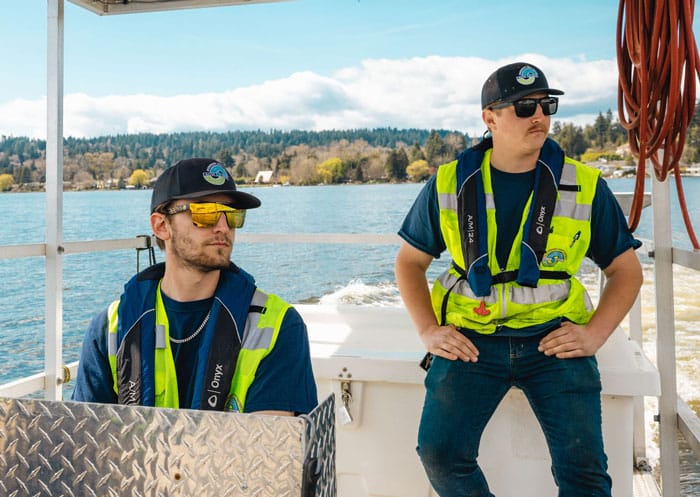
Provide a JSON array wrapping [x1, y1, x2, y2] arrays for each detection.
[[651, 171, 681, 497], [45, 0, 65, 400]]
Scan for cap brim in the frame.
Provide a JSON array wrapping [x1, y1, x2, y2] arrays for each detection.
[[174, 190, 261, 209], [507, 87, 564, 102]]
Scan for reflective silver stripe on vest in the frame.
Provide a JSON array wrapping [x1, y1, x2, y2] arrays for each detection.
[[560, 161, 577, 184], [108, 309, 153, 356], [155, 325, 166, 349], [554, 163, 591, 220], [438, 271, 498, 302], [554, 201, 591, 221], [506, 279, 571, 304], [241, 290, 274, 350], [438, 192, 457, 211], [108, 330, 118, 356], [437, 270, 572, 305], [440, 191, 496, 212]]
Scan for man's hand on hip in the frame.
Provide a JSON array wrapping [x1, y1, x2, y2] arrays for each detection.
[[420, 324, 480, 362]]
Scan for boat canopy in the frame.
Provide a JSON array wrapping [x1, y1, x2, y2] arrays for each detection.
[[69, 0, 289, 16]]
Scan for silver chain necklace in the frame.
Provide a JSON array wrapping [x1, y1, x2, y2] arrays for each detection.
[[169, 310, 211, 344]]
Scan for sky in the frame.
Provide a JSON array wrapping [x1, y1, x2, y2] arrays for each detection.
[[0, 0, 694, 140]]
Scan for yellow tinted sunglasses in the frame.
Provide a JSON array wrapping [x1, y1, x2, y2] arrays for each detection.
[[166, 202, 246, 229]]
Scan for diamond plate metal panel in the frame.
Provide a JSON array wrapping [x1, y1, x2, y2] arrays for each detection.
[[0, 395, 336, 497], [302, 395, 336, 497]]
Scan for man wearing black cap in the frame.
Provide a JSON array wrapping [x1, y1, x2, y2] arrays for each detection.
[[73, 158, 318, 416], [395, 63, 642, 496]]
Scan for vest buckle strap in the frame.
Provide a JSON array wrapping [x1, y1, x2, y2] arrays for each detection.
[[248, 305, 267, 314]]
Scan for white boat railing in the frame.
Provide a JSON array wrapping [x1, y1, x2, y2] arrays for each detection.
[[0, 214, 698, 497], [649, 176, 700, 497], [0, 233, 697, 426]]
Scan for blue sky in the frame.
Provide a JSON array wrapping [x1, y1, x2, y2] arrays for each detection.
[[0, 0, 689, 139]]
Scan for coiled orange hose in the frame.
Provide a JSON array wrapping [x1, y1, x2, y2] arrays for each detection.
[[617, 0, 700, 249]]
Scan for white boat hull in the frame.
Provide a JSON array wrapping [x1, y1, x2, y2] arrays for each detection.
[[302, 304, 660, 497]]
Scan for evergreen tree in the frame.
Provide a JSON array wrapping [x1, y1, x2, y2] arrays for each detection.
[[553, 123, 587, 159], [217, 148, 235, 168], [353, 162, 364, 182], [589, 112, 610, 149], [0, 154, 10, 173], [410, 142, 425, 162], [235, 162, 248, 179], [551, 121, 562, 136], [385, 148, 408, 180], [424, 131, 446, 167]]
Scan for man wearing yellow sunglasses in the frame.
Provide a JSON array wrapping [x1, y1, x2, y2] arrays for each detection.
[[73, 158, 318, 417]]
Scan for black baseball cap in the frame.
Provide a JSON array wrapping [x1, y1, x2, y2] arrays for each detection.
[[481, 62, 563, 109], [150, 158, 261, 212]]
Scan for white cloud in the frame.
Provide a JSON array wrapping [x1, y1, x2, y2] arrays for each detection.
[[0, 55, 619, 140]]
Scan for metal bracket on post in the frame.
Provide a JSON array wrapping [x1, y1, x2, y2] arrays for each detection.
[[60, 365, 71, 385], [136, 234, 156, 273], [635, 457, 652, 472], [339, 380, 353, 425], [336, 367, 362, 428]]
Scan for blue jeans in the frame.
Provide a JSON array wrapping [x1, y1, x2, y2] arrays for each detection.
[[416, 331, 612, 497]]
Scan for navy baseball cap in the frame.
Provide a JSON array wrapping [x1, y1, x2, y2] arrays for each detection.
[[481, 62, 564, 109], [151, 158, 261, 212]]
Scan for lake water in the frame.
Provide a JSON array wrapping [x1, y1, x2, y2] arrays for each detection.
[[0, 177, 698, 494]]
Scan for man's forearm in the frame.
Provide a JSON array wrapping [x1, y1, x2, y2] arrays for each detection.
[[588, 248, 643, 343]]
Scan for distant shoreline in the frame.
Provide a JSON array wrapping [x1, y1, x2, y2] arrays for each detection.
[[2, 171, 700, 195]]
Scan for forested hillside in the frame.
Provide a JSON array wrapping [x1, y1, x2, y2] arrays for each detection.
[[0, 128, 467, 190], [1, 106, 699, 192]]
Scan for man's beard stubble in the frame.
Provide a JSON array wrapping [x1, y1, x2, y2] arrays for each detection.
[[169, 231, 233, 273]]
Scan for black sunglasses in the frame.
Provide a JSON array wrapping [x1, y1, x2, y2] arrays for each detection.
[[490, 96, 559, 118]]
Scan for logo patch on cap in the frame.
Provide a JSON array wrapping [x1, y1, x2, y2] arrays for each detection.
[[516, 66, 539, 86], [202, 162, 229, 186]]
